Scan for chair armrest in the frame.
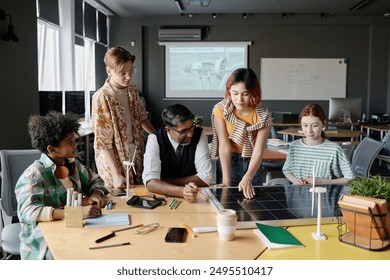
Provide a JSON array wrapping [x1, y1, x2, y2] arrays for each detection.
[[376, 155, 390, 164]]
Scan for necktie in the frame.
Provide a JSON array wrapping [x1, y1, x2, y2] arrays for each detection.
[[176, 145, 183, 161]]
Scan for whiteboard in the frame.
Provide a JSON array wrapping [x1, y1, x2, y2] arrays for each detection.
[[260, 58, 347, 100]]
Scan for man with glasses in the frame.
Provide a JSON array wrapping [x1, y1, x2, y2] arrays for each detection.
[[142, 104, 213, 202]]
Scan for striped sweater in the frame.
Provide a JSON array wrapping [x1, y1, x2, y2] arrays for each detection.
[[282, 139, 355, 180], [210, 99, 272, 159]]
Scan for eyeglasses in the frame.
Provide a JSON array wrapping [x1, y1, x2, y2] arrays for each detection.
[[171, 123, 195, 137], [135, 223, 160, 234]]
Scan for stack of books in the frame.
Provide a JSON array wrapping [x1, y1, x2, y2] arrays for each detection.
[[338, 194, 390, 250]]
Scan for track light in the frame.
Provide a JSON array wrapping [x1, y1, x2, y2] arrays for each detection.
[[320, 13, 327, 19], [0, 9, 19, 42], [175, 0, 184, 13], [349, 0, 371, 13], [282, 13, 287, 19], [212, 13, 216, 19], [243, 13, 247, 19], [188, 13, 193, 18]]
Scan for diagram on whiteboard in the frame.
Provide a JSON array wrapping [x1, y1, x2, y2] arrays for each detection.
[[260, 58, 347, 100]]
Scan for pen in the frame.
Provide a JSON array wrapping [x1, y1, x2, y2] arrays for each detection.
[[89, 242, 131, 250], [169, 198, 176, 209], [170, 199, 179, 210], [185, 184, 207, 197], [173, 200, 181, 209], [180, 223, 197, 237], [95, 232, 116, 243], [111, 224, 144, 233]]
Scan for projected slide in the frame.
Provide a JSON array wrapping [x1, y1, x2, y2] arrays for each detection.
[[162, 42, 249, 99]]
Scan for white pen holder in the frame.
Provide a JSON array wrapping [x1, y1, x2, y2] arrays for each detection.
[[65, 206, 83, 228]]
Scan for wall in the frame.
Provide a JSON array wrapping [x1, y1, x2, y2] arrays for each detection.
[[0, 6, 389, 149], [0, 1, 38, 149], [110, 14, 390, 128]]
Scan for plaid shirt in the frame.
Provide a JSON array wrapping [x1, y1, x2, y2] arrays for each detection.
[[15, 153, 108, 260]]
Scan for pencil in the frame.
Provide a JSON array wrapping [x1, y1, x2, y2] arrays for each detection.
[[173, 200, 181, 209], [89, 242, 131, 250], [111, 224, 144, 233], [185, 184, 207, 197], [180, 223, 197, 237]]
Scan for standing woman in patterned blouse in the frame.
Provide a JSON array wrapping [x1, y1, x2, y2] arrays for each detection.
[[92, 47, 155, 190], [211, 68, 272, 199]]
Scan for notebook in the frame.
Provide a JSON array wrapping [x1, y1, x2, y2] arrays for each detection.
[[85, 212, 130, 228]]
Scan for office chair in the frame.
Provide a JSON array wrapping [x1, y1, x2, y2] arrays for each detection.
[[370, 131, 390, 177], [266, 178, 291, 187], [0, 149, 41, 259], [350, 137, 385, 178]]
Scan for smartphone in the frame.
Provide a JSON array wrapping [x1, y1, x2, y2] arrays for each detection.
[[164, 227, 186, 243]]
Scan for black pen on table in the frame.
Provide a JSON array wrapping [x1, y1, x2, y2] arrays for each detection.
[[95, 232, 116, 243]]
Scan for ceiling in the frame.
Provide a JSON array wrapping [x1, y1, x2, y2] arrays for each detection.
[[97, 0, 390, 18]]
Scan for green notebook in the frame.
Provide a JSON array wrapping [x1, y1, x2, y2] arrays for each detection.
[[254, 223, 304, 249]]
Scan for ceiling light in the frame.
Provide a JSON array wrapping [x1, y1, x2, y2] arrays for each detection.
[[175, 0, 184, 13], [282, 13, 287, 19], [349, 0, 371, 13], [188, 13, 193, 18], [243, 13, 247, 19], [212, 13, 216, 19], [320, 13, 327, 19]]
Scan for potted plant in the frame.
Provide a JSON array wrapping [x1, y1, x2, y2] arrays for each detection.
[[348, 175, 390, 203], [338, 175, 390, 250], [193, 115, 203, 126]]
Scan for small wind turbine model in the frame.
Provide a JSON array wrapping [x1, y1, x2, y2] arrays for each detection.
[[122, 149, 137, 199], [310, 166, 327, 240]]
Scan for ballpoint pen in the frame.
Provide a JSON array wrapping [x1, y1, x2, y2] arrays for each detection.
[[95, 232, 116, 243]]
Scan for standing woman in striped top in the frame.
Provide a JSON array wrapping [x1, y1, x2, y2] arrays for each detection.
[[282, 103, 354, 185], [211, 68, 272, 199]]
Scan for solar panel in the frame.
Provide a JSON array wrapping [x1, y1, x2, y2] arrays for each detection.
[[205, 185, 349, 228]]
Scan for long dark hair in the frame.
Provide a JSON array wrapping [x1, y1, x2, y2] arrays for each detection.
[[224, 68, 261, 108]]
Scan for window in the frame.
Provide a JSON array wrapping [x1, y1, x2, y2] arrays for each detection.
[[36, 0, 109, 117], [37, 20, 60, 90]]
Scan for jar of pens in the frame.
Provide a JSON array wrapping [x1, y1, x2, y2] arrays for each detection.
[[64, 188, 83, 228]]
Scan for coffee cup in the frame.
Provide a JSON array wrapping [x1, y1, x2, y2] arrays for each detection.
[[216, 209, 237, 241]]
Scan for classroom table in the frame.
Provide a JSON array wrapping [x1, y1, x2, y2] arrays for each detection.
[[259, 224, 390, 260], [38, 185, 390, 260], [277, 127, 361, 142], [360, 124, 390, 140], [38, 186, 266, 260]]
